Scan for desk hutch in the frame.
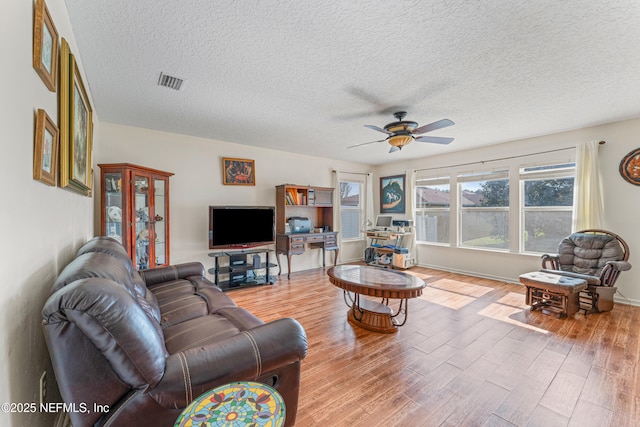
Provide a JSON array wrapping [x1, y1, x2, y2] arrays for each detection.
[[275, 184, 338, 278]]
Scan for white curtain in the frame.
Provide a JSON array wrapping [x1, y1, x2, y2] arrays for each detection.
[[332, 171, 342, 263], [572, 140, 604, 231], [405, 169, 417, 261], [365, 173, 374, 230]]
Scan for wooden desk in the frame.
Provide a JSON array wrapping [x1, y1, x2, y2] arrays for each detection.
[[276, 232, 338, 279]]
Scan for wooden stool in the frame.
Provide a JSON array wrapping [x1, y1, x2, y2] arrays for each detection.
[[519, 272, 587, 318]]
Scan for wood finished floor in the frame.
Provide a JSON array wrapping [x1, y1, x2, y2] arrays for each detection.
[[229, 266, 640, 427]]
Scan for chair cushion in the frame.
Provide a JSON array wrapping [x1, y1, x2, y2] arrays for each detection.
[[519, 271, 588, 293], [558, 232, 625, 276]]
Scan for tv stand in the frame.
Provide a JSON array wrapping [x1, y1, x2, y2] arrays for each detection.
[[207, 248, 277, 291]]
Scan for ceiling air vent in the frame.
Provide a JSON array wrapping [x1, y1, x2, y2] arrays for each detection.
[[157, 72, 184, 90]]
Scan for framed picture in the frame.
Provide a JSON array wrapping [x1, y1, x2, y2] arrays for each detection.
[[58, 38, 93, 195], [619, 148, 640, 186], [222, 158, 255, 185], [380, 174, 406, 214], [33, 0, 59, 92], [33, 109, 59, 186]]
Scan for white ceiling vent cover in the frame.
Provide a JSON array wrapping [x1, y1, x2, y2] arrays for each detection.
[[157, 73, 184, 90]]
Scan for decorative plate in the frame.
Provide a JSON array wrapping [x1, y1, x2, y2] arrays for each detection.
[[619, 148, 640, 186], [174, 381, 285, 427]]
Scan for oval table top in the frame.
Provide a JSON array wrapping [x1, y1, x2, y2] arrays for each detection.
[[327, 264, 425, 299]]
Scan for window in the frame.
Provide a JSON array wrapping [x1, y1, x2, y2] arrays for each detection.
[[415, 177, 450, 244], [521, 163, 575, 253], [459, 171, 509, 250], [339, 180, 362, 240]]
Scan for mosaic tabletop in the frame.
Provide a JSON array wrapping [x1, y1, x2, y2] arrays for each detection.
[[174, 381, 285, 427]]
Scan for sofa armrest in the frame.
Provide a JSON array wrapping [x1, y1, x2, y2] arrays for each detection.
[[149, 318, 308, 407], [139, 262, 206, 287]]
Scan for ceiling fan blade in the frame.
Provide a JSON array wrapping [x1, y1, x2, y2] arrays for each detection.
[[389, 146, 400, 153], [414, 135, 454, 145], [347, 138, 388, 149], [364, 124, 391, 134], [413, 119, 455, 135]]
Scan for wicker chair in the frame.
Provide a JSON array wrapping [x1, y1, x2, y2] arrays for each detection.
[[540, 229, 632, 313]]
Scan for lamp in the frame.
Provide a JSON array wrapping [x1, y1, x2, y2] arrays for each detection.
[[385, 116, 418, 149]]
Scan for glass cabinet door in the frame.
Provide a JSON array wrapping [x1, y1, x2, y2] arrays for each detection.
[[100, 163, 173, 271], [153, 177, 168, 266], [134, 174, 151, 270], [104, 171, 124, 245]]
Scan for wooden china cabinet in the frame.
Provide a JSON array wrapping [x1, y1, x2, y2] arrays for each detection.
[[99, 163, 173, 270]]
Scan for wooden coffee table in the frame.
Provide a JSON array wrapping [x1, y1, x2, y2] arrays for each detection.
[[327, 265, 426, 333]]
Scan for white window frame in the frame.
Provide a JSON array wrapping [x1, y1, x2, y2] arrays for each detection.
[[339, 179, 365, 241], [457, 170, 510, 251], [519, 163, 576, 254], [415, 175, 451, 245]]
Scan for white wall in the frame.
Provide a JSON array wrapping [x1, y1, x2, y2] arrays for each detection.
[[0, 1, 96, 425], [374, 118, 640, 304], [96, 123, 369, 278]]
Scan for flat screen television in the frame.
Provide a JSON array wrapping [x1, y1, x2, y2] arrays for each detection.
[[208, 206, 275, 249]]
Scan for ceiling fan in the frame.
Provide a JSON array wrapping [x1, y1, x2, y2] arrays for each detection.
[[348, 111, 455, 153]]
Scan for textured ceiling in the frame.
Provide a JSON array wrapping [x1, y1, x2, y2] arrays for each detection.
[[64, 0, 640, 165]]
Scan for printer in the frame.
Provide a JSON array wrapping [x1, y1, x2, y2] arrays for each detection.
[[288, 216, 311, 234]]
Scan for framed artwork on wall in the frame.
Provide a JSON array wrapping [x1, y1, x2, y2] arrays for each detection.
[[222, 158, 255, 185], [58, 38, 93, 195], [33, 109, 59, 186], [33, 0, 59, 92], [619, 148, 640, 186], [380, 174, 406, 214]]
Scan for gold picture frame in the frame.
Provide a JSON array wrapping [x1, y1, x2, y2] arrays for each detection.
[[33, 109, 59, 186], [222, 157, 255, 185], [59, 38, 93, 195], [33, 0, 59, 92]]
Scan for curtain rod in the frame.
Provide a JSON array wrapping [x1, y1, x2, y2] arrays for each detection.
[[415, 141, 605, 173], [333, 170, 371, 176]]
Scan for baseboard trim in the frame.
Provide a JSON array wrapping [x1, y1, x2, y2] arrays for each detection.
[[417, 262, 519, 285]]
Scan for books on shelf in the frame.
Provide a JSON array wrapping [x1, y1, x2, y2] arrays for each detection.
[[285, 188, 309, 205]]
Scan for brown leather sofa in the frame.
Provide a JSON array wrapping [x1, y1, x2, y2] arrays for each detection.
[[42, 237, 307, 426]]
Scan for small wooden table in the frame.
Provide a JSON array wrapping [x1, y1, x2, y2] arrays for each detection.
[[327, 265, 426, 333]]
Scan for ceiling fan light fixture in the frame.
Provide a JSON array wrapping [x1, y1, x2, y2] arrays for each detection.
[[353, 111, 454, 153], [388, 134, 413, 147]]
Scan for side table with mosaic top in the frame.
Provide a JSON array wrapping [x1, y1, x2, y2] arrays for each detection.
[[174, 381, 286, 427]]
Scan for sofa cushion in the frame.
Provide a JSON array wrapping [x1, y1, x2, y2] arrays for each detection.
[[76, 236, 135, 273], [163, 315, 242, 354], [147, 279, 199, 302], [52, 252, 137, 293], [156, 294, 210, 328], [43, 278, 168, 384]]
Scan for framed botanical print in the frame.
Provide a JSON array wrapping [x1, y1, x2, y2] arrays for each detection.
[[222, 158, 255, 185], [58, 38, 93, 195], [380, 174, 406, 214], [33, 109, 59, 186], [33, 0, 59, 92]]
